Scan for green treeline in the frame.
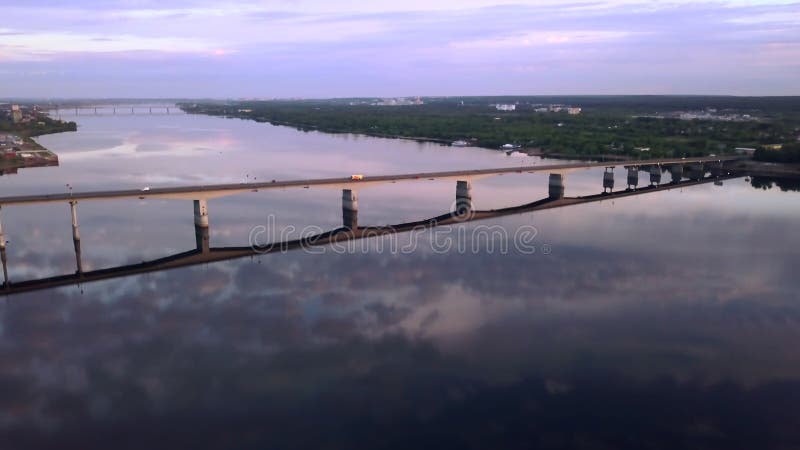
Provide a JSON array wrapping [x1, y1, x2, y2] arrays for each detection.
[[0, 115, 77, 138], [754, 143, 800, 163], [180, 96, 800, 159]]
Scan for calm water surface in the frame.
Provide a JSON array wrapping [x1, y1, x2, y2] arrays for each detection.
[[1, 109, 799, 449]]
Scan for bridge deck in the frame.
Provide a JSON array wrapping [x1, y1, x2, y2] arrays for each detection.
[[0, 156, 738, 206]]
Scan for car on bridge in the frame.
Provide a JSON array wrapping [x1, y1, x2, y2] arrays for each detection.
[[351, 174, 364, 181]]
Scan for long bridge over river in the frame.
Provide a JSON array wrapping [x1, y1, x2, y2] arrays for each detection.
[[0, 156, 740, 295], [48, 104, 184, 117], [0, 156, 738, 205]]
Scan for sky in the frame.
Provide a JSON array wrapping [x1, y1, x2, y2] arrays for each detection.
[[0, 0, 798, 98]]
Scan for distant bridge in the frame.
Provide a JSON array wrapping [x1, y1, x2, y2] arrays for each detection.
[[47, 105, 184, 117]]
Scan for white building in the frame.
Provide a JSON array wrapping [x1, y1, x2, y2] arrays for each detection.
[[11, 105, 22, 123], [495, 104, 516, 111]]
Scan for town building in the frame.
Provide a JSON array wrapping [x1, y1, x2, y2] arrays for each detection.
[[495, 104, 516, 111], [11, 105, 22, 123]]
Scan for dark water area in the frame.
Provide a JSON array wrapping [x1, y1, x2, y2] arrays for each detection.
[[0, 107, 799, 449]]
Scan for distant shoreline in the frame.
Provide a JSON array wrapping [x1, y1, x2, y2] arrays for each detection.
[[186, 109, 646, 163], [180, 98, 800, 162]]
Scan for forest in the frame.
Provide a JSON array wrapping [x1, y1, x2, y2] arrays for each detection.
[[180, 96, 800, 159]]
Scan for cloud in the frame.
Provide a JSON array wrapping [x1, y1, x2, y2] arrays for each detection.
[[451, 30, 636, 49], [1, 1, 799, 95]]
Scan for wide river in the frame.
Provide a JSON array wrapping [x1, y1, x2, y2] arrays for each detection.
[[1, 106, 799, 449]]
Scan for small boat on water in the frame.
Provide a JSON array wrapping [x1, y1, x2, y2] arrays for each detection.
[[451, 140, 469, 147]]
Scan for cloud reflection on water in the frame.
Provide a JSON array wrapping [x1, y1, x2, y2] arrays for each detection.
[[1, 203, 800, 447], [1, 113, 799, 448]]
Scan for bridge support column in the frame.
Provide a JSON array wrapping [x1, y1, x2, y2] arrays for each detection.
[[548, 173, 565, 199], [627, 167, 639, 190], [70, 201, 80, 241], [73, 237, 83, 274], [193, 199, 209, 228], [342, 189, 358, 230], [603, 167, 615, 193], [0, 244, 7, 288], [195, 224, 210, 254], [193, 199, 210, 255], [0, 205, 5, 251], [649, 165, 662, 185], [669, 164, 684, 183], [69, 201, 82, 274], [710, 161, 725, 178], [455, 180, 473, 214], [0, 206, 7, 287]]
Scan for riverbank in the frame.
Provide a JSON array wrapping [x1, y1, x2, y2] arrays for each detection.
[[179, 98, 800, 160], [0, 135, 59, 175], [0, 108, 74, 175], [191, 111, 660, 163]]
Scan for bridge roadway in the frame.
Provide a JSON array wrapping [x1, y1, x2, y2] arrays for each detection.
[[1, 174, 737, 296], [0, 156, 738, 206]]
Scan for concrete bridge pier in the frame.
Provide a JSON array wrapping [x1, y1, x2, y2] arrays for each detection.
[[69, 201, 83, 273], [70, 201, 80, 242], [0, 205, 5, 252], [627, 167, 639, 190], [73, 237, 83, 274], [195, 225, 210, 254], [669, 164, 684, 183], [193, 199, 209, 228], [342, 189, 358, 230], [455, 180, 473, 214], [548, 173, 565, 199], [710, 161, 725, 177], [603, 167, 615, 193], [1, 244, 7, 288], [0, 206, 7, 287], [193, 199, 211, 254], [649, 165, 662, 185]]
